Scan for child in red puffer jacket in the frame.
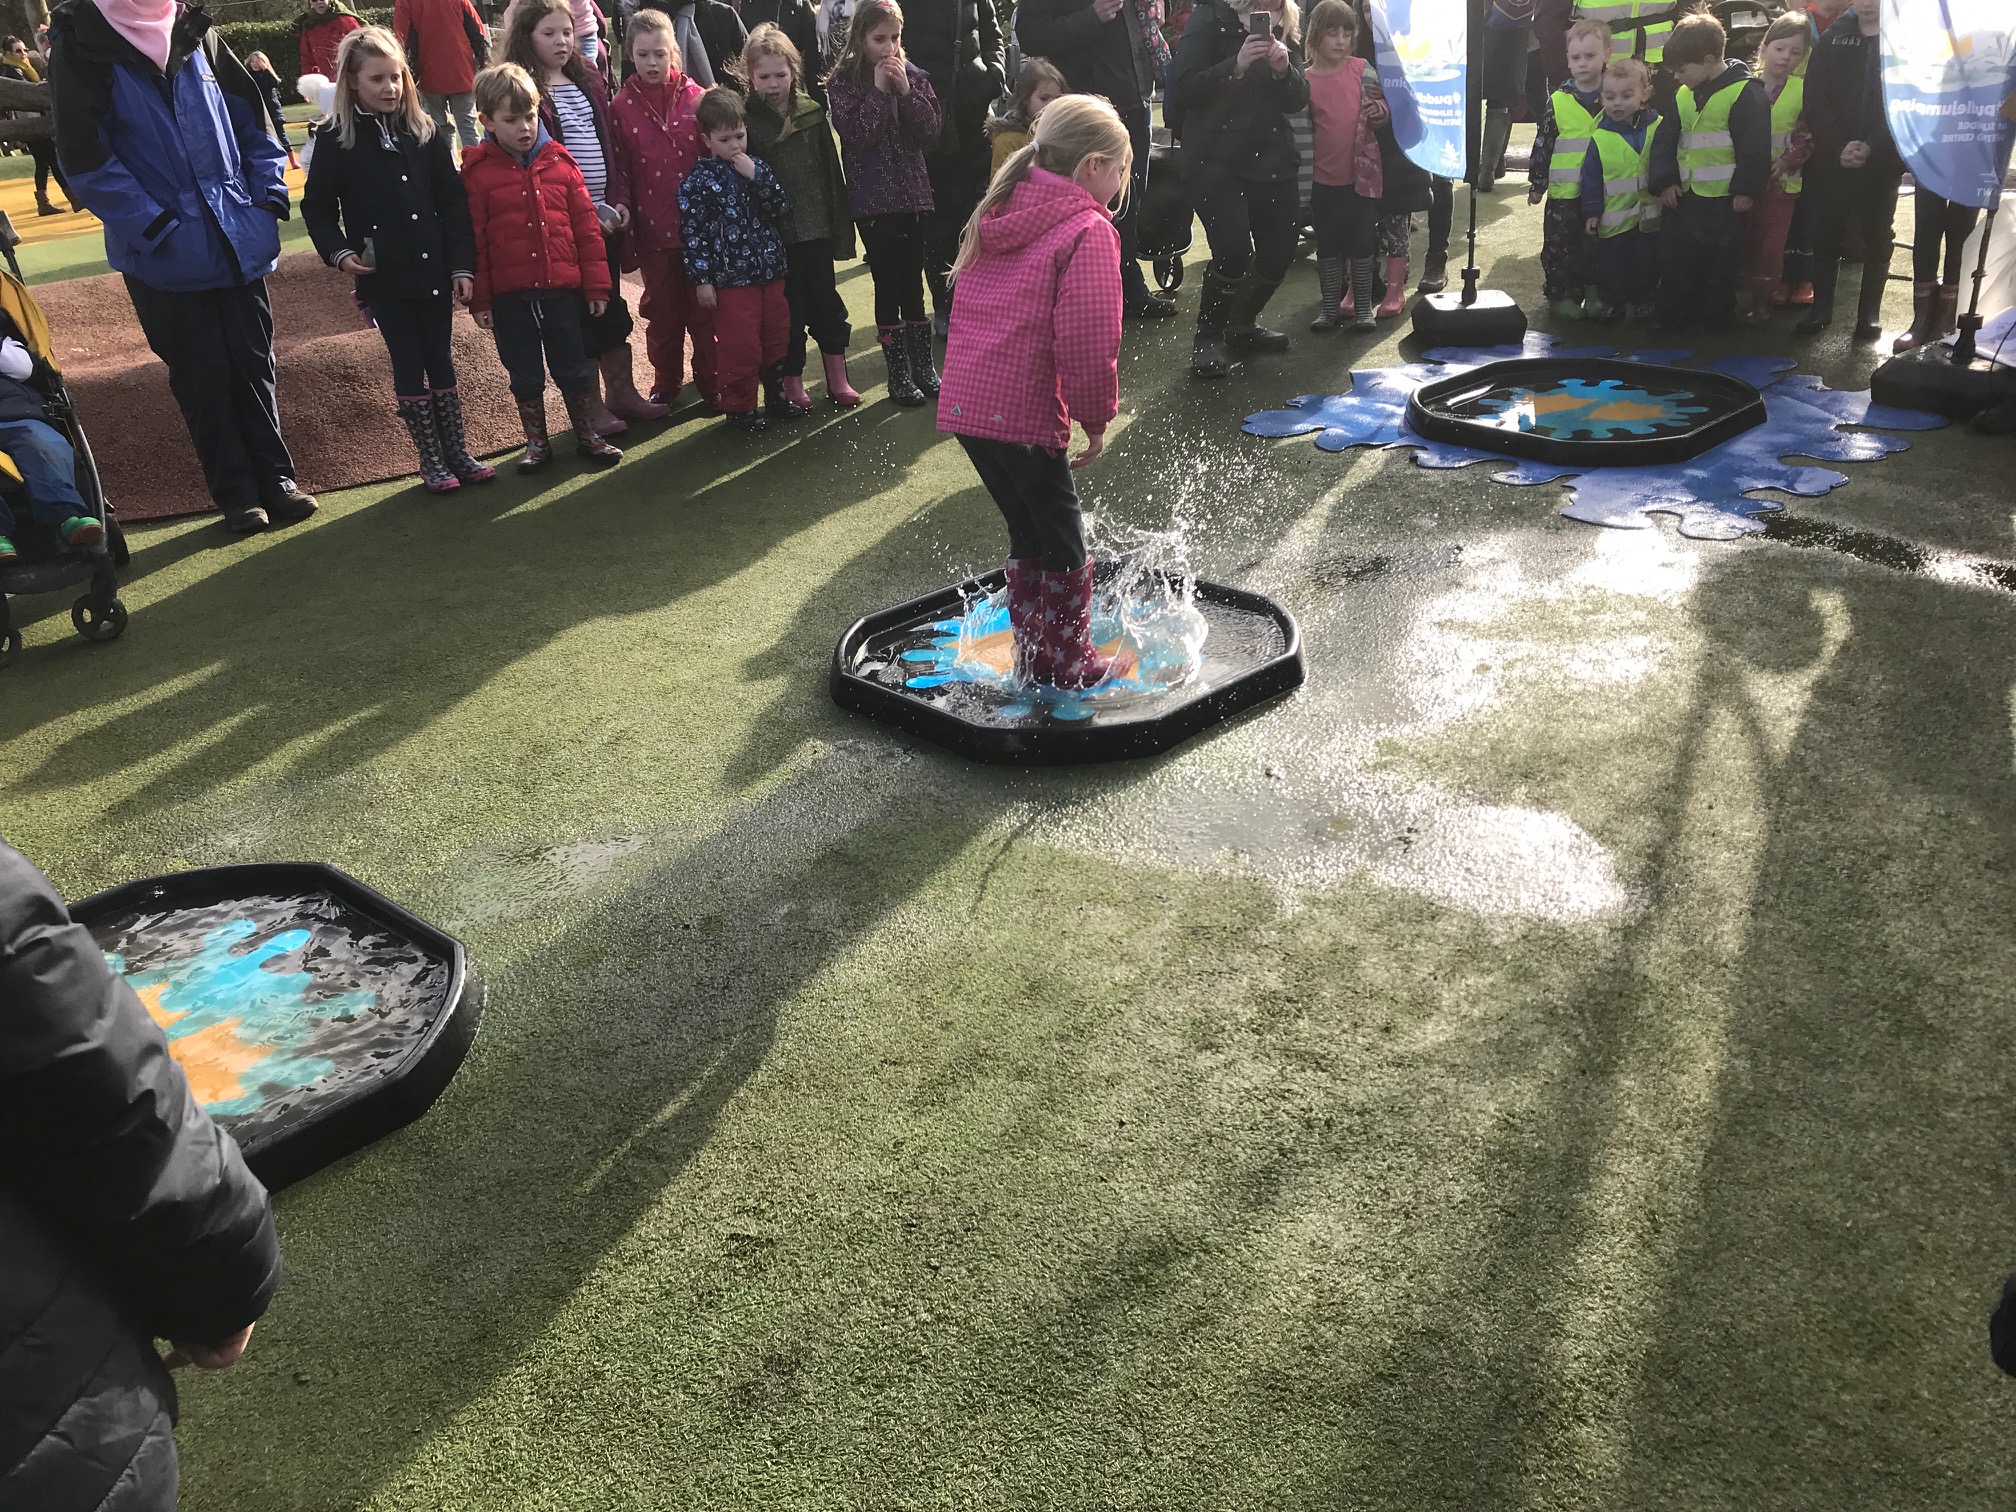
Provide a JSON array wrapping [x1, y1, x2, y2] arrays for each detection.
[[937, 95, 1131, 692], [462, 62, 623, 470]]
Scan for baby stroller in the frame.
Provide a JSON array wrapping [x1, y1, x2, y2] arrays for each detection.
[[1137, 136, 1193, 293], [0, 216, 127, 671]]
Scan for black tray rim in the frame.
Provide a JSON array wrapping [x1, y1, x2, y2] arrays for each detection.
[[830, 570, 1306, 765], [1406, 356, 1767, 465], [70, 861, 483, 1192]]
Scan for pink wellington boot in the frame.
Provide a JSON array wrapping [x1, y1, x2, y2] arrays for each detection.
[[1002, 557, 1043, 683], [780, 372, 814, 410], [1037, 560, 1130, 691], [822, 350, 862, 408], [1376, 255, 1408, 318]]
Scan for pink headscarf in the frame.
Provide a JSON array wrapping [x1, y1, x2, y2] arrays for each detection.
[[95, 0, 174, 71]]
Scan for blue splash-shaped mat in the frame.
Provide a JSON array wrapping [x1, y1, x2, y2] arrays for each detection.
[[1243, 333, 1948, 541]]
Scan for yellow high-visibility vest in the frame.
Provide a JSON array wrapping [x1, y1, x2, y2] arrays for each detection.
[[1676, 76, 1747, 196], [1592, 121, 1660, 237], [1572, 0, 1680, 64], [1769, 75, 1804, 195], [1547, 89, 1601, 200]]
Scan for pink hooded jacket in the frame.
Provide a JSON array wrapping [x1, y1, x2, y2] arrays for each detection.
[[936, 167, 1122, 452]]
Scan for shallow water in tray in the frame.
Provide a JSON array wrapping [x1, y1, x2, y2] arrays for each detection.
[[92, 893, 452, 1141]]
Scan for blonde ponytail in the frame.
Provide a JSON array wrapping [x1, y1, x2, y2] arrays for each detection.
[[951, 95, 1133, 274]]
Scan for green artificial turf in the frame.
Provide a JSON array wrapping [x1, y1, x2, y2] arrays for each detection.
[[3, 172, 2014, 1509]]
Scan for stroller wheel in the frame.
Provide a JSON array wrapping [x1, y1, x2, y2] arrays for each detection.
[[73, 595, 128, 642], [0, 626, 18, 668], [1155, 255, 1185, 294]]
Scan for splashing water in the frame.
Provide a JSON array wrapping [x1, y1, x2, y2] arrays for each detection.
[[899, 517, 1213, 722], [95, 893, 452, 1134]]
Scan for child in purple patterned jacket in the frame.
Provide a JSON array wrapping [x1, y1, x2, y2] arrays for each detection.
[[824, 0, 942, 407]]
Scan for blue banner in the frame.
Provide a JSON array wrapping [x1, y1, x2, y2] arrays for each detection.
[[1880, 0, 2016, 211], [1370, 0, 1468, 181]]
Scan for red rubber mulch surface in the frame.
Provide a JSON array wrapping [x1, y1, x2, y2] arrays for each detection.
[[37, 251, 657, 522]]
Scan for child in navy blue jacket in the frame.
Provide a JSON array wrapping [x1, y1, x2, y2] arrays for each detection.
[[678, 87, 792, 432], [1580, 58, 1663, 323]]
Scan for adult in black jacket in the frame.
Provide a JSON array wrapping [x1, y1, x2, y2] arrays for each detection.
[[303, 43, 493, 492], [1013, 0, 1178, 316], [1165, 0, 1307, 377], [899, 0, 1005, 327], [0, 840, 281, 1512], [1794, 0, 1898, 338]]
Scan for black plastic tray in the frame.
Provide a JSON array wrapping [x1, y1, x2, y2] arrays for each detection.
[[71, 862, 483, 1191], [831, 571, 1304, 765], [1407, 356, 1767, 465]]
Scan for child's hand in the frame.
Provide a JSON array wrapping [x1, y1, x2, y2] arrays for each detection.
[[1659, 185, 1682, 209], [1841, 139, 1869, 168], [335, 251, 369, 275], [1092, 0, 1125, 19], [612, 203, 632, 229], [1731, 193, 1753, 213], [877, 57, 908, 94], [695, 283, 717, 309], [730, 151, 757, 179], [474, 308, 493, 330], [1069, 429, 1105, 470], [588, 299, 608, 316], [452, 275, 474, 305], [1528, 188, 1544, 205], [1584, 216, 1598, 236]]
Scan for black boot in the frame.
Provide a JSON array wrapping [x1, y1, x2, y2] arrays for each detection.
[[1476, 107, 1511, 192], [397, 394, 459, 493], [1853, 251, 1891, 341], [1225, 274, 1290, 352], [430, 387, 496, 483], [880, 326, 925, 407], [904, 320, 941, 397], [1795, 258, 1838, 334], [1417, 249, 1449, 294], [1191, 267, 1239, 379]]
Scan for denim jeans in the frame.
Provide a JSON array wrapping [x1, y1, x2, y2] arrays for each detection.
[[0, 418, 86, 537]]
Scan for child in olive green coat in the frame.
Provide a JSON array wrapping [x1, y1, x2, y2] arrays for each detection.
[[741, 23, 859, 410]]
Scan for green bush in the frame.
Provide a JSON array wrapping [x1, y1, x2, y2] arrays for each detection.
[[215, 8, 393, 103]]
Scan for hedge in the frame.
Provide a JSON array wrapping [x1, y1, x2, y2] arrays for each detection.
[[216, 9, 393, 102]]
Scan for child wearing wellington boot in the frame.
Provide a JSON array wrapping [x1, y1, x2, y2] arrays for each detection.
[[937, 96, 1134, 692], [742, 25, 861, 412], [678, 88, 793, 432], [825, 0, 943, 408], [1580, 57, 1663, 322], [1528, 19, 1608, 319], [303, 27, 495, 493], [1303, 0, 1386, 334], [462, 63, 623, 469]]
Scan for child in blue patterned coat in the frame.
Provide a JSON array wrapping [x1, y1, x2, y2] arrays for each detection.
[[678, 86, 793, 431]]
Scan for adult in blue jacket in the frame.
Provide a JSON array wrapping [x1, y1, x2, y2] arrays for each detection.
[[0, 839, 281, 1511], [49, 0, 317, 533]]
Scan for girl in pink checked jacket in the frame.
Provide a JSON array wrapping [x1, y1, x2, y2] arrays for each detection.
[[936, 94, 1134, 692]]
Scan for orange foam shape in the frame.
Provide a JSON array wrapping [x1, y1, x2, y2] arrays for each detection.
[[165, 1018, 275, 1108]]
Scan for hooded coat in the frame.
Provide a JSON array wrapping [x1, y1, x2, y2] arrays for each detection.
[[1647, 56, 1771, 201], [460, 129, 612, 311], [936, 166, 1121, 450], [606, 70, 706, 258], [826, 59, 941, 217], [49, 0, 292, 293], [900, 0, 1005, 153], [0, 840, 282, 1512], [745, 86, 854, 254], [296, 0, 361, 82]]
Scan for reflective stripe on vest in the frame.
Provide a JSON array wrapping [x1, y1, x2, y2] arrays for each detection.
[[1547, 90, 1600, 198], [1769, 74, 1804, 195], [1593, 126, 1656, 237], [1677, 77, 1747, 197], [1575, 0, 1679, 62]]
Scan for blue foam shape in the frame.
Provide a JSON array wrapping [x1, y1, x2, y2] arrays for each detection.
[[1246, 347, 1950, 540]]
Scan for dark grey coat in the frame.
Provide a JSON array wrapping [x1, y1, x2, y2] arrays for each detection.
[[0, 841, 281, 1512]]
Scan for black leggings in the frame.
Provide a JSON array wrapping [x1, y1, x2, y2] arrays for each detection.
[[1310, 182, 1379, 261], [364, 291, 457, 396], [1912, 188, 1980, 285], [857, 211, 929, 329], [782, 238, 851, 373], [580, 230, 635, 360], [1806, 159, 1901, 309], [957, 433, 1086, 573], [30, 140, 67, 200], [1190, 167, 1300, 283]]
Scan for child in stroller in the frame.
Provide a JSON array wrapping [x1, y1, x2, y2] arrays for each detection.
[[0, 330, 101, 565]]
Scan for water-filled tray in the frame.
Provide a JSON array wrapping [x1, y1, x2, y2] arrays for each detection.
[[71, 862, 483, 1191], [831, 567, 1304, 764], [1407, 357, 1767, 466]]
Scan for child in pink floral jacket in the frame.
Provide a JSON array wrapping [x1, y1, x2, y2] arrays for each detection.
[[937, 95, 1131, 692]]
